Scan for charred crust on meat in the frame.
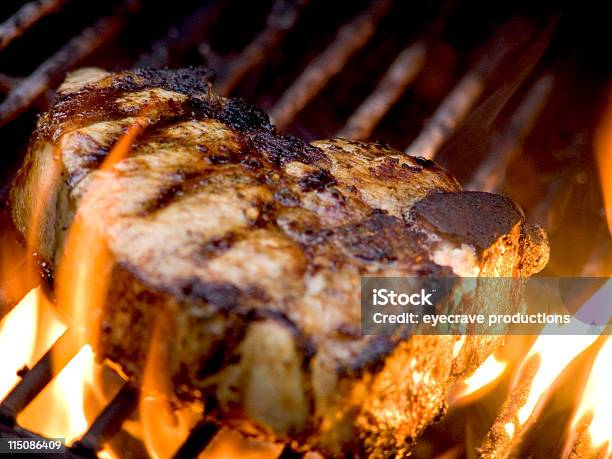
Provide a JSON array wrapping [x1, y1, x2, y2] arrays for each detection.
[[298, 169, 337, 192], [39, 66, 328, 173], [413, 156, 435, 168], [337, 336, 396, 375], [103, 67, 215, 98], [219, 97, 272, 132], [335, 211, 431, 265], [248, 131, 327, 168], [410, 191, 524, 252]]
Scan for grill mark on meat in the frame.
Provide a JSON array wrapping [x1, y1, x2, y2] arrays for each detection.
[[136, 170, 211, 216], [62, 134, 112, 188]]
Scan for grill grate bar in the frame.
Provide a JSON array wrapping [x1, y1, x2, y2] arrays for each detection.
[[0, 329, 80, 423], [70, 383, 139, 455], [0, 0, 67, 52], [215, 0, 310, 96], [0, 73, 21, 94], [269, 0, 394, 130], [171, 421, 219, 459], [0, 2, 135, 129], [404, 18, 540, 160], [528, 169, 572, 229], [404, 67, 483, 160], [337, 41, 426, 140], [465, 74, 554, 192]]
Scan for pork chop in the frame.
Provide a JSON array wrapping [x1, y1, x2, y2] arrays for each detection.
[[9, 67, 549, 457]]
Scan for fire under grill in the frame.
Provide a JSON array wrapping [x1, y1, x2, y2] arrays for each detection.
[[0, 0, 610, 458]]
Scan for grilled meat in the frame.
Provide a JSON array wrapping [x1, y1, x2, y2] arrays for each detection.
[[10, 67, 549, 457]]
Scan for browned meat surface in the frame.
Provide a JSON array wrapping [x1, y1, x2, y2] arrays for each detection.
[[9, 67, 549, 457]]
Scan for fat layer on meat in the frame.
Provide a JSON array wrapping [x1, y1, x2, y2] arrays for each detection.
[[10, 67, 549, 457]]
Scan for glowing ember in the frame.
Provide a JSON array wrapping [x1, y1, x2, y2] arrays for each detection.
[[571, 337, 612, 454], [0, 287, 38, 398]]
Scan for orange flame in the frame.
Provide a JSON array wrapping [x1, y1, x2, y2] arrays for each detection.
[[570, 336, 612, 455], [0, 288, 39, 398], [50, 116, 147, 442], [0, 114, 148, 453], [595, 88, 612, 237], [20, 346, 95, 442], [515, 334, 599, 425], [200, 429, 281, 459], [455, 353, 507, 400], [140, 319, 198, 458], [56, 116, 148, 348]]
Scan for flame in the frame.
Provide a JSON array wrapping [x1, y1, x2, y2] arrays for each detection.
[[0, 288, 39, 398], [0, 215, 38, 311], [140, 319, 197, 459], [200, 429, 281, 459], [140, 395, 199, 459], [56, 116, 148, 348], [570, 336, 612, 454], [516, 334, 599, 425], [595, 88, 612, 237], [48, 116, 147, 443], [456, 353, 507, 399], [0, 115, 148, 454], [20, 346, 95, 442], [0, 285, 97, 443]]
